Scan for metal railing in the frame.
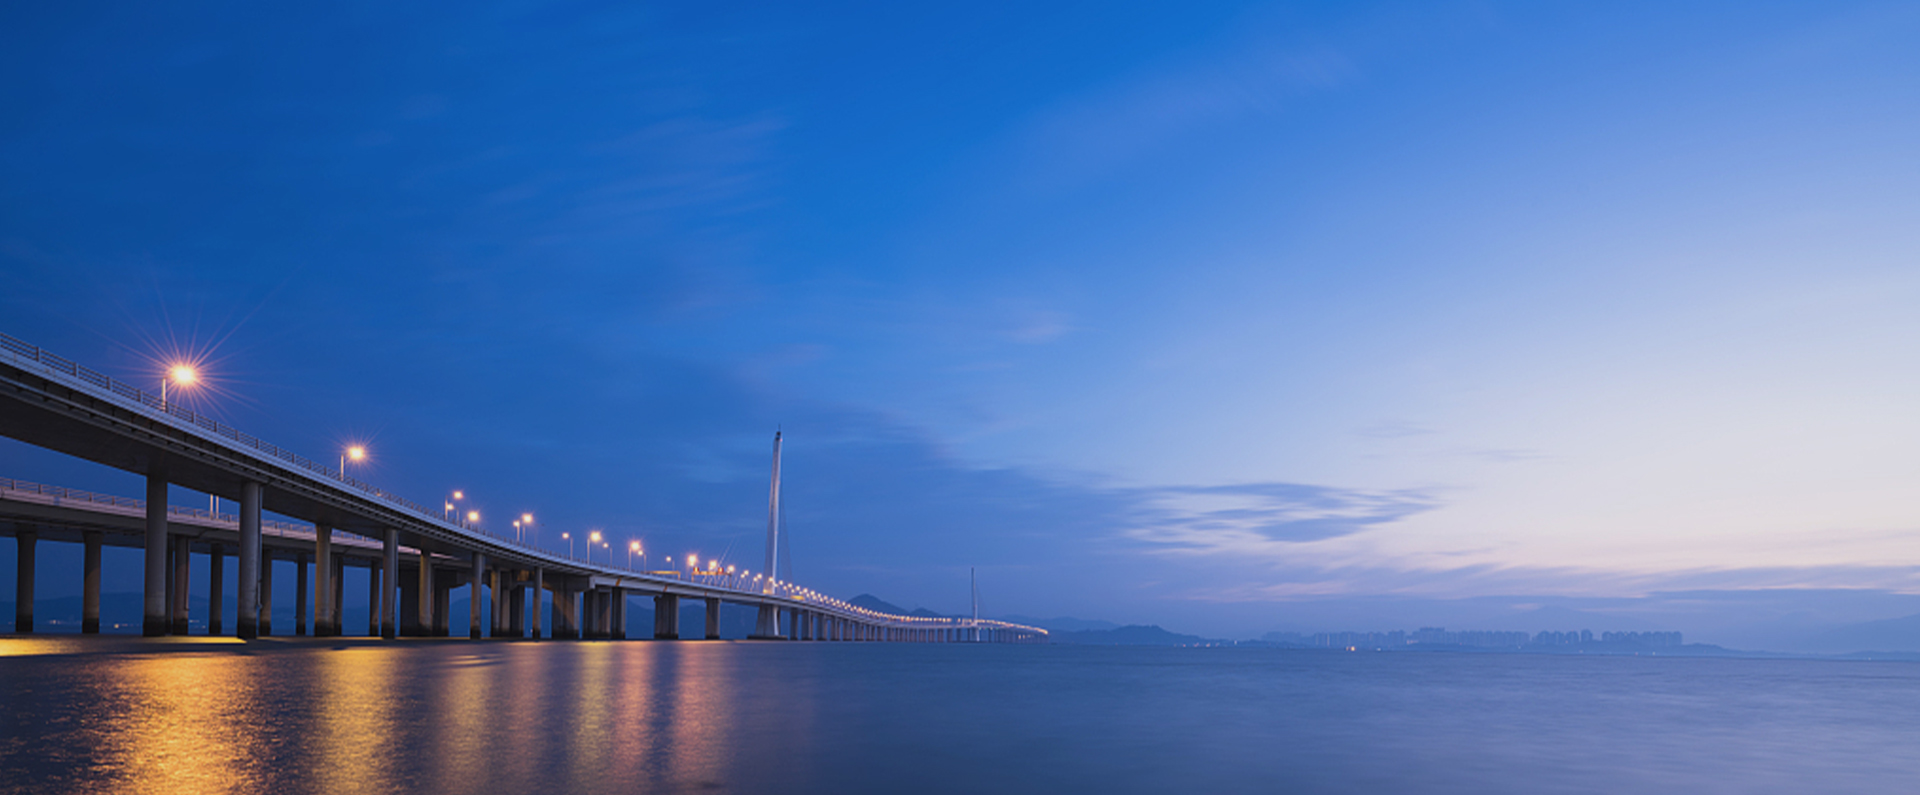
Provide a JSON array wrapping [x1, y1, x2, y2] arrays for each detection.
[[0, 333, 1046, 636]]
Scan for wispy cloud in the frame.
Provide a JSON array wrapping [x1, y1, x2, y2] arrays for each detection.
[[1007, 41, 1354, 190], [1123, 481, 1440, 549]]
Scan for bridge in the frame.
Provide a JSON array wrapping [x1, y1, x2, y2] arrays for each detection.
[[0, 332, 1045, 644]]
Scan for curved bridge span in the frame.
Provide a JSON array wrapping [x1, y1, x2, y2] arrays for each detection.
[[0, 332, 1045, 644]]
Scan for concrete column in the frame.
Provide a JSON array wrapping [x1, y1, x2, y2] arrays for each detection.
[[434, 580, 451, 636], [754, 603, 781, 639], [490, 571, 504, 637], [590, 591, 604, 639], [572, 591, 587, 641], [172, 535, 191, 635], [469, 551, 485, 639], [530, 569, 544, 640], [564, 588, 580, 638], [313, 524, 333, 636], [143, 465, 169, 636], [82, 531, 102, 634], [550, 586, 568, 640], [705, 597, 721, 640], [380, 530, 398, 639], [419, 551, 435, 637], [654, 594, 679, 639], [259, 553, 273, 636], [209, 543, 225, 635], [510, 584, 526, 637], [603, 590, 616, 638], [331, 556, 344, 636], [399, 563, 420, 636], [612, 589, 626, 640], [13, 531, 34, 633], [237, 481, 263, 640], [295, 553, 308, 636]]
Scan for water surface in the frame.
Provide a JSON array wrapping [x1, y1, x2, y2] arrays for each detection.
[[3, 638, 1917, 794]]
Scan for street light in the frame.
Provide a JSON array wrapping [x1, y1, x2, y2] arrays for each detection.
[[160, 363, 199, 407], [520, 513, 534, 544], [589, 530, 602, 563], [563, 532, 573, 559], [340, 445, 366, 478], [467, 510, 480, 526], [628, 540, 641, 570]]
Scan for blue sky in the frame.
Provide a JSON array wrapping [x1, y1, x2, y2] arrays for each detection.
[[5, 2, 1920, 644]]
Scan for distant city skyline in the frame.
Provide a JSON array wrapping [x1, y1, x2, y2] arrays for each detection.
[[5, 2, 1920, 644]]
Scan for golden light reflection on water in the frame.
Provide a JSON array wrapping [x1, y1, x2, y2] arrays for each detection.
[[314, 647, 402, 794], [1, 638, 833, 795], [105, 651, 269, 795]]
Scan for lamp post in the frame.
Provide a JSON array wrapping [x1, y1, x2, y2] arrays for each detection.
[[340, 445, 366, 478], [589, 531, 602, 564], [563, 532, 573, 559], [628, 541, 641, 570], [466, 510, 480, 530], [520, 513, 534, 544]]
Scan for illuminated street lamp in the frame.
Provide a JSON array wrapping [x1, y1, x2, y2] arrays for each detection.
[[519, 513, 534, 543], [161, 363, 199, 407], [466, 510, 480, 527], [339, 445, 367, 478], [589, 531, 602, 564], [563, 531, 573, 559], [628, 540, 641, 570]]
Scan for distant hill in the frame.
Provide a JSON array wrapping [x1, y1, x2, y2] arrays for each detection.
[[849, 594, 909, 614], [1050, 624, 1216, 646]]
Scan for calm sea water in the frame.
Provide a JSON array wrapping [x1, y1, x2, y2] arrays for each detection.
[[3, 638, 1918, 794]]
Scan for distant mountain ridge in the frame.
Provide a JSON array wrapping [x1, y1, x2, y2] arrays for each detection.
[[1049, 625, 1216, 646]]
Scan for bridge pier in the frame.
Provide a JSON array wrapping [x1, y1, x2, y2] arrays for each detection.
[[143, 465, 168, 636], [295, 552, 308, 636], [499, 568, 514, 637], [752, 603, 782, 640], [601, 589, 616, 639], [434, 577, 452, 636], [313, 524, 333, 636], [259, 553, 273, 636], [469, 551, 484, 640], [379, 530, 397, 639], [530, 569, 544, 639], [654, 594, 679, 639], [172, 535, 190, 635], [332, 555, 345, 636], [418, 551, 435, 637], [581, 590, 598, 639], [611, 588, 626, 640], [82, 531, 101, 634], [13, 530, 33, 633], [236, 481, 262, 640], [705, 597, 721, 640], [515, 582, 529, 637], [209, 543, 224, 635], [550, 585, 574, 639]]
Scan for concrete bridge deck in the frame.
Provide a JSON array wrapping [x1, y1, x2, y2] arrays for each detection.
[[1, 332, 1045, 644]]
